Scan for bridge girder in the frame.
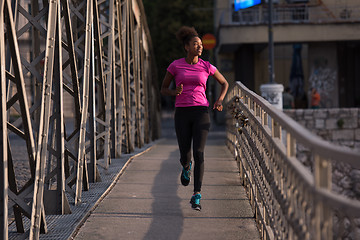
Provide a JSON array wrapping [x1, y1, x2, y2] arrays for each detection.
[[0, 0, 159, 239]]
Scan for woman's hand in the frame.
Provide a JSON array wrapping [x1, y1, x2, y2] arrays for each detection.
[[175, 84, 183, 96], [212, 70, 228, 111], [213, 99, 223, 111]]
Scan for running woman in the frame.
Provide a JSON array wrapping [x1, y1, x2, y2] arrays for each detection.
[[160, 26, 229, 211]]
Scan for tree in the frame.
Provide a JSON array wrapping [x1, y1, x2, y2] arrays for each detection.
[[143, 0, 214, 88]]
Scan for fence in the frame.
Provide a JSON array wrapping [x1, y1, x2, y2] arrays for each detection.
[[226, 82, 360, 239], [219, 3, 360, 26], [0, 0, 160, 239]]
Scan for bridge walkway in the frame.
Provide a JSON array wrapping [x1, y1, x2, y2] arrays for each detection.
[[72, 112, 260, 240]]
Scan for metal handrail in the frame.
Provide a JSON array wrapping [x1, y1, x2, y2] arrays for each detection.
[[226, 81, 360, 239], [237, 83, 360, 167]]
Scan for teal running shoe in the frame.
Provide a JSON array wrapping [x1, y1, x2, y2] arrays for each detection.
[[190, 193, 201, 211], [180, 162, 192, 186]]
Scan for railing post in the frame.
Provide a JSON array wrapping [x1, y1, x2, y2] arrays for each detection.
[[245, 95, 250, 107], [237, 140, 245, 186], [314, 154, 333, 240], [286, 132, 296, 157], [227, 82, 360, 240], [254, 102, 260, 117], [271, 118, 281, 140], [262, 110, 268, 127]]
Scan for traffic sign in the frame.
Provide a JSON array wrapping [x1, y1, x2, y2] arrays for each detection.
[[202, 33, 216, 50]]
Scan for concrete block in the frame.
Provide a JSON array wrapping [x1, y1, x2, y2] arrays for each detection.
[[313, 110, 328, 119], [339, 109, 356, 118], [343, 118, 358, 129], [315, 119, 325, 129], [328, 108, 341, 118], [306, 120, 314, 129], [325, 119, 338, 130], [304, 110, 314, 120], [350, 108, 358, 117], [295, 109, 304, 118], [332, 129, 354, 141], [284, 110, 295, 119], [355, 129, 360, 141]]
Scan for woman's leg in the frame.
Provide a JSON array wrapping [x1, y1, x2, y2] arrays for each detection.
[[192, 108, 210, 193], [174, 108, 192, 170]]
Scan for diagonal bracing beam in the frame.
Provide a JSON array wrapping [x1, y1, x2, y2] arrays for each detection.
[[4, 0, 46, 234], [2, 0, 161, 239], [29, 0, 62, 238]]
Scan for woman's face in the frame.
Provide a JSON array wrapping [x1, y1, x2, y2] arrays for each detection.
[[185, 37, 203, 56]]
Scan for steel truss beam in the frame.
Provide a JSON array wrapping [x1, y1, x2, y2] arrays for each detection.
[[3, 0, 47, 235], [112, 0, 126, 157], [29, 1, 64, 238], [0, 2, 8, 240], [92, 0, 112, 170], [74, 0, 93, 205], [1, 0, 160, 238]]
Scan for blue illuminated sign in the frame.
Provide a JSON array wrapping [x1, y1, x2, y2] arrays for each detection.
[[234, 0, 262, 11]]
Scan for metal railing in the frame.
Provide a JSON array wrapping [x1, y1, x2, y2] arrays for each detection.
[[0, 0, 160, 239], [219, 4, 360, 26], [225, 82, 360, 240]]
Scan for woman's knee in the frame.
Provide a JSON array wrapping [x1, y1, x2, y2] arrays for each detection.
[[193, 151, 204, 163]]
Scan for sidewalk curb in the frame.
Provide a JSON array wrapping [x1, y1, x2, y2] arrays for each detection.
[[69, 139, 165, 239]]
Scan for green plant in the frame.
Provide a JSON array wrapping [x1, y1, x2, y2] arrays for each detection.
[[337, 118, 345, 128]]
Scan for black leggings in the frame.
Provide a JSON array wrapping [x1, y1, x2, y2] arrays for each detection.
[[174, 106, 210, 193]]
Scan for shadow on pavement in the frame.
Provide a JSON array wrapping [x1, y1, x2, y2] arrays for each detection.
[[144, 148, 184, 240]]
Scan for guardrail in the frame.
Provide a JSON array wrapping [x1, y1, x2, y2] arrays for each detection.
[[225, 82, 360, 240], [218, 4, 360, 26], [0, 0, 160, 239]]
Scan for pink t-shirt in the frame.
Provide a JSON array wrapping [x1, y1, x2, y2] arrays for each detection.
[[167, 58, 217, 107]]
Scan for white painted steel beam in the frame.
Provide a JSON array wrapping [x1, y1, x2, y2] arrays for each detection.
[[0, 1, 8, 239], [2, 0, 160, 238]]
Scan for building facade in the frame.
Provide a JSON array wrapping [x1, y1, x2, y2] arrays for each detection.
[[214, 0, 360, 108]]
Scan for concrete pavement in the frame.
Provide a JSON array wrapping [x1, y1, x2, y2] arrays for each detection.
[[72, 112, 260, 240]]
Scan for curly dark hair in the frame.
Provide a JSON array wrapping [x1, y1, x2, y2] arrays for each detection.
[[176, 26, 199, 47]]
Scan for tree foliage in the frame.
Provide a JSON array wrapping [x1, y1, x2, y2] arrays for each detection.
[[143, 0, 214, 87]]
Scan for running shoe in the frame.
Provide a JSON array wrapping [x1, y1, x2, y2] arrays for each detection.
[[190, 193, 202, 211], [180, 162, 192, 186]]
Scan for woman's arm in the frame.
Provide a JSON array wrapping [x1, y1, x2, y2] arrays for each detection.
[[160, 71, 183, 96], [212, 70, 229, 111]]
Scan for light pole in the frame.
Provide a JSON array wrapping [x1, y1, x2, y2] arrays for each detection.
[[268, 0, 275, 84], [260, 0, 284, 110]]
